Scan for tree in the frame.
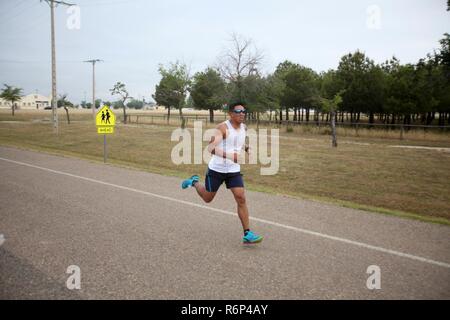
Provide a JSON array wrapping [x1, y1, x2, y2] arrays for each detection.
[[433, 33, 450, 125], [336, 51, 385, 123], [95, 99, 102, 109], [0, 84, 23, 116], [126, 99, 144, 109], [321, 91, 344, 147], [436, 33, 450, 72], [243, 73, 286, 124], [263, 73, 285, 123], [110, 82, 131, 124], [217, 33, 263, 102], [275, 61, 320, 122], [274, 60, 296, 121], [57, 94, 73, 124], [320, 70, 345, 121], [382, 57, 439, 126], [153, 61, 191, 121], [366, 65, 386, 124], [112, 100, 123, 110], [190, 67, 226, 122], [153, 75, 177, 122], [237, 75, 272, 127]]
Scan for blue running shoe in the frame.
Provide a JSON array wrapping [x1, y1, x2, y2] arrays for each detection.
[[181, 175, 199, 189], [243, 230, 263, 244]]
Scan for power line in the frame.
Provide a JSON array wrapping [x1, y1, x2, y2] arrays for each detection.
[[80, 0, 139, 7], [0, 0, 42, 26], [1, 8, 48, 37], [0, 59, 88, 63], [0, 0, 30, 19]]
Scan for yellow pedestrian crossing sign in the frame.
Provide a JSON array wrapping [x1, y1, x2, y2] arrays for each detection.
[[96, 105, 115, 134], [96, 105, 115, 163]]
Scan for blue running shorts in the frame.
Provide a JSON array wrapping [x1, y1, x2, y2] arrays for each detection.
[[205, 168, 244, 192]]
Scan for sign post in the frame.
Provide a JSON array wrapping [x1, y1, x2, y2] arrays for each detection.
[[104, 134, 107, 163], [96, 105, 115, 163]]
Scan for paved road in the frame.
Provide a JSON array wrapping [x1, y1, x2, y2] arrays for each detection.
[[0, 146, 449, 299]]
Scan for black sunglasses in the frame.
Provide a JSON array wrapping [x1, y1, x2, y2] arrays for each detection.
[[232, 109, 247, 114]]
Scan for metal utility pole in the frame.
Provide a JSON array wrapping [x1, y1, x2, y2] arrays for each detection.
[[84, 59, 103, 118], [43, 0, 75, 134]]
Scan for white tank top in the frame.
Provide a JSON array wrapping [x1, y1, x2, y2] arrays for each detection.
[[208, 120, 246, 173]]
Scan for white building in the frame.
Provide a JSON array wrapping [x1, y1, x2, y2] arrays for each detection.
[[0, 94, 51, 110]]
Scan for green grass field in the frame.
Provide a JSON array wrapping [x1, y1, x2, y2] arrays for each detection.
[[1, 109, 449, 225]]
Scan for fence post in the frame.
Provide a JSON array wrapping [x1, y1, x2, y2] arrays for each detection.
[[400, 125, 404, 140]]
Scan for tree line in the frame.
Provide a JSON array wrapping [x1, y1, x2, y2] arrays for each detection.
[[153, 33, 450, 127]]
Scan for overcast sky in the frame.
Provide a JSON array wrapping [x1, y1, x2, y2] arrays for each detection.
[[0, 0, 448, 104]]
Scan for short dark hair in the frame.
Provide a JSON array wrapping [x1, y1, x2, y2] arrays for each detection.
[[228, 101, 246, 112]]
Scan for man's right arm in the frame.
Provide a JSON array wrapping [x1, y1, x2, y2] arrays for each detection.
[[207, 124, 238, 162]]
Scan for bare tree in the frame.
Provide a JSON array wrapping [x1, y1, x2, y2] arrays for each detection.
[[217, 33, 264, 101]]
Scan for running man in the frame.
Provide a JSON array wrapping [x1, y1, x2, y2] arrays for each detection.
[[181, 102, 263, 244]]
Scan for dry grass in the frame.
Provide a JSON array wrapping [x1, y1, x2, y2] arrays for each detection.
[[1, 109, 450, 225]]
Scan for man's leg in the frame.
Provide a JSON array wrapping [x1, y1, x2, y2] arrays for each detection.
[[182, 171, 219, 202], [230, 187, 250, 231], [193, 182, 216, 203]]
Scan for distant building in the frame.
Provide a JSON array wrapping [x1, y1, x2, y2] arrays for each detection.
[[0, 94, 51, 110], [143, 101, 156, 110]]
